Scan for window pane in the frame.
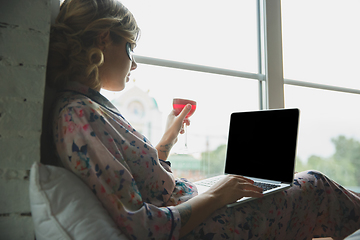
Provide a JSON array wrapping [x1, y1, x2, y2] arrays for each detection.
[[282, 0, 360, 89], [285, 85, 360, 191], [120, 0, 258, 73], [101, 65, 259, 181]]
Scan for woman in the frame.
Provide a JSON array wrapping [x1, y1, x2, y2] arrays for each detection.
[[46, 0, 360, 239]]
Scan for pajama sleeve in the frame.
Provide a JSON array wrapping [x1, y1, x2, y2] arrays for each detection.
[[53, 99, 181, 240]]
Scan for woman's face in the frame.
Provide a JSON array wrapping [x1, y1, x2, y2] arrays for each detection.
[[99, 40, 137, 91]]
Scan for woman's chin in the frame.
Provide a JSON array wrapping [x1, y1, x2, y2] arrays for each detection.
[[102, 84, 125, 92]]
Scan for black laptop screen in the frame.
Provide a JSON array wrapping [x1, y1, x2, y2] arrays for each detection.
[[224, 108, 299, 184]]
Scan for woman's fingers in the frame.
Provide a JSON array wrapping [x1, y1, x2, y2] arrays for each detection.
[[241, 189, 264, 198], [230, 175, 254, 184], [230, 175, 264, 198], [207, 174, 264, 207], [179, 119, 190, 134], [184, 118, 190, 126], [237, 182, 263, 193], [178, 104, 192, 121]]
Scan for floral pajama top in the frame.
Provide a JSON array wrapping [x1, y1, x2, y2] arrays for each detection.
[[53, 82, 194, 240], [53, 82, 360, 240]]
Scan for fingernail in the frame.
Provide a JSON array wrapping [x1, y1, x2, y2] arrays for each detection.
[[186, 104, 191, 109]]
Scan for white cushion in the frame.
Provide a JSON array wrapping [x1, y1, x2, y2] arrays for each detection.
[[29, 162, 128, 240], [346, 229, 360, 240]]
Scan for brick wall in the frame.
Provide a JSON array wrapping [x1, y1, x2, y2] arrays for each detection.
[[0, 0, 52, 238]]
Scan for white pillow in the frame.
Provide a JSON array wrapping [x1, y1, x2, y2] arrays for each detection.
[[29, 162, 129, 240], [346, 229, 360, 240]]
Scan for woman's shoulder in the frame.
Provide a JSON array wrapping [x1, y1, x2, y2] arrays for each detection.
[[54, 92, 100, 115]]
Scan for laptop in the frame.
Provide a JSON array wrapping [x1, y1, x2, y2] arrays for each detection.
[[194, 108, 300, 207]]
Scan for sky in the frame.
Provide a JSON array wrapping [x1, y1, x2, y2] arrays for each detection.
[[102, 0, 360, 162]]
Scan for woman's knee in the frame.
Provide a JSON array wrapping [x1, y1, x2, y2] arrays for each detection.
[[305, 170, 329, 181], [292, 170, 330, 191], [295, 170, 325, 179]]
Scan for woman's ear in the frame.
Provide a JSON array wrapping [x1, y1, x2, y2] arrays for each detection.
[[96, 31, 111, 51]]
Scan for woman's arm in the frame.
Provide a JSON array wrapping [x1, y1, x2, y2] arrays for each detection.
[[175, 175, 264, 238], [156, 104, 191, 160], [155, 104, 263, 237]]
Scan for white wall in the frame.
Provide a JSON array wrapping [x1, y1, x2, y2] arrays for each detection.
[[0, 0, 51, 238]]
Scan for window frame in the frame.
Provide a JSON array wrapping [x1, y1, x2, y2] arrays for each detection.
[[51, 0, 360, 184], [52, 0, 360, 111], [133, 0, 360, 109], [132, 0, 285, 110]]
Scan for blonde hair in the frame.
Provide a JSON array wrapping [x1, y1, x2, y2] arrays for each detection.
[[46, 0, 140, 90]]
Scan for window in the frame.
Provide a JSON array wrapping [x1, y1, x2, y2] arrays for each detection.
[[101, 59, 259, 181], [53, 0, 360, 187], [121, 0, 258, 72], [282, 0, 360, 191], [282, 0, 360, 89], [101, 0, 270, 181]]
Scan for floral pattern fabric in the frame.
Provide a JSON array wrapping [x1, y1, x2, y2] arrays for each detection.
[[53, 82, 360, 240], [182, 170, 360, 240], [53, 82, 196, 240]]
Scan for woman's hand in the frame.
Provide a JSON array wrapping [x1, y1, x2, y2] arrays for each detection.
[[165, 104, 191, 137], [155, 104, 192, 160], [206, 175, 264, 208], [176, 174, 263, 238]]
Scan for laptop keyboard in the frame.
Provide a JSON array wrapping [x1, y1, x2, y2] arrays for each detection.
[[196, 176, 280, 192], [196, 176, 224, 187], [253, 182, 280, 191]]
